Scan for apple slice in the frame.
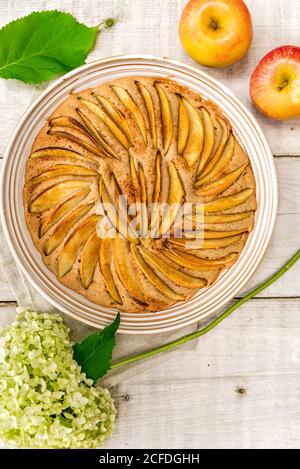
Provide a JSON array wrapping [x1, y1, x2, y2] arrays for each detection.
[[159, 162, 185, 236], [130, 154, 141, 203], [203, 188, 254, 213], [111, 85, 147, 145], [99, 238, 123, 304], [113, 237, 146, 303], [47, 129, 107, 159], [165, 249, 238, 268], [49, 116, 88, 135], [195, 163, 248, 195], [250, 46, 300, 120], [150, 152, 162, 233], [131, 245, 185, 301], [138, 164, 148, 237], [76, 108, 120, 159], [203, 212, 252, 224], [93, 93, 134, 145], [58, 215, 100, 277], [162, 249, 222, 271], [78, 97, 130, 149], [196, 133, 235, 186], [184, 229, 247, 239], [181, 97, 204, 167], [45, 203, 94, 255], [140, 247, 207, 289], [199, 117, 228, 178], [99, 176, 139, 244], [136, 81, 157, 148], [26, 165, 98, 187], [80, 232, 101, 289], [155, 83, 173, 154], [39, 188, 90, 238], [187, 211, 253, 227], [129, 155, 142, 231], [29, 180, 90, 214], [177, 97, 190, 155], [196, 107, 215, 175], [30, 147, 98, 165], [168, 234, 243, 250], [152, 152, 162, 204]]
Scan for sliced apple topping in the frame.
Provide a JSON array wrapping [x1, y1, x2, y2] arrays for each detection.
[[30, 147, 98, 165], [130, 154, 141, 207], [113, 237, 146, 304], [196, 133, 235, 186], [164, 249, 238, 269], [111, 85, 147, 145], [180, 97, 204, 167], [203, 189, 254, 213], [195, 163, 248, 195], [139, 247, 207, 289], [131, 245, 185, 301], [26, 165, 98, 187], [99, 238, 123, 304], [150, 152, 162, 232], [99, 176, 139, 244], [45, 203, 94, 255], [80, 232, 101, 289], [177, 97, 190, 155], [29, 180, 90, 214], [48, 129, 106, 158], [159, 162, 185, 236], [93, 94, 134, 146], [39, 188, 90, 238], [136, 81, 157, 148], [78, 97, 130, 149], [49, 116, 87, 133], [155, 83, 173, 154], [138, 164, 148, 237], [196, 107, 215, 175], [187, 211, 253, 227], [152, 152, 162, 204], [168, 234, 244, 250], [58, 215, 100, 277], [184, 229, 248, 239], [197, 117, 228, 178], [75, 108, 119, 159], [162, 249, 221, 271]]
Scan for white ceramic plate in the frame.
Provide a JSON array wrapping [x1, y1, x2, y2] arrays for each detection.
[[0, 55, 278, 334]]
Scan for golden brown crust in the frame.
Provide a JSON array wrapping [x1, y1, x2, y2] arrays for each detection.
[[23, 76, 256, 312]]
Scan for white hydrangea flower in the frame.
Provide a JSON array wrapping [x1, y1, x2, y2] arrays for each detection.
[[0, 311, 116, 448]]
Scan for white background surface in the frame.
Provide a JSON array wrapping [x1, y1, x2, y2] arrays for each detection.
[[0, 0, 299, 449]]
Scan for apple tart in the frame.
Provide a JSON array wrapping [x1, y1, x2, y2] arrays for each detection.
[[24, 77, 256, 313]]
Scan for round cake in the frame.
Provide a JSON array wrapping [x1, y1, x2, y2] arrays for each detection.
[[24, 77, 256, 313]]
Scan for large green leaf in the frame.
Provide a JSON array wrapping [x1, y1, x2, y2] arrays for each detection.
[[0, 10, 99, 84], [73, 313, 120, 382]]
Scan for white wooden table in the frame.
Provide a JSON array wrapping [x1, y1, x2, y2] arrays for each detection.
[[0, 0, 299, 449]]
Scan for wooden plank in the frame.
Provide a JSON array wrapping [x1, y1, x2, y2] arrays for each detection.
[[0, 157, 298, 301], [0, 0, 298, 157], [106, 298, 300, 449]]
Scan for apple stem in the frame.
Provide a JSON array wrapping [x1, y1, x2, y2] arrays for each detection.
[[111, 249, 300, 371]]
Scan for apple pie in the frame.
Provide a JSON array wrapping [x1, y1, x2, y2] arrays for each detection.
[[24, 77, 256, 312]]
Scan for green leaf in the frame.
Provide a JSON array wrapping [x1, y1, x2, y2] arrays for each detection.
[[73, 313, 120, 382], [0, 10, 99, 84]]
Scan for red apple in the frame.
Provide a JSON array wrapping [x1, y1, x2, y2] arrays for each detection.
[[250, 45, 300, 120]]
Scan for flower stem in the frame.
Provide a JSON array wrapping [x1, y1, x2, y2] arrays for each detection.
[[111, 249, 300, 370]]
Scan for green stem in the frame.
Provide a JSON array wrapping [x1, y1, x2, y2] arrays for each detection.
[[111, 249, 300, 370]]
